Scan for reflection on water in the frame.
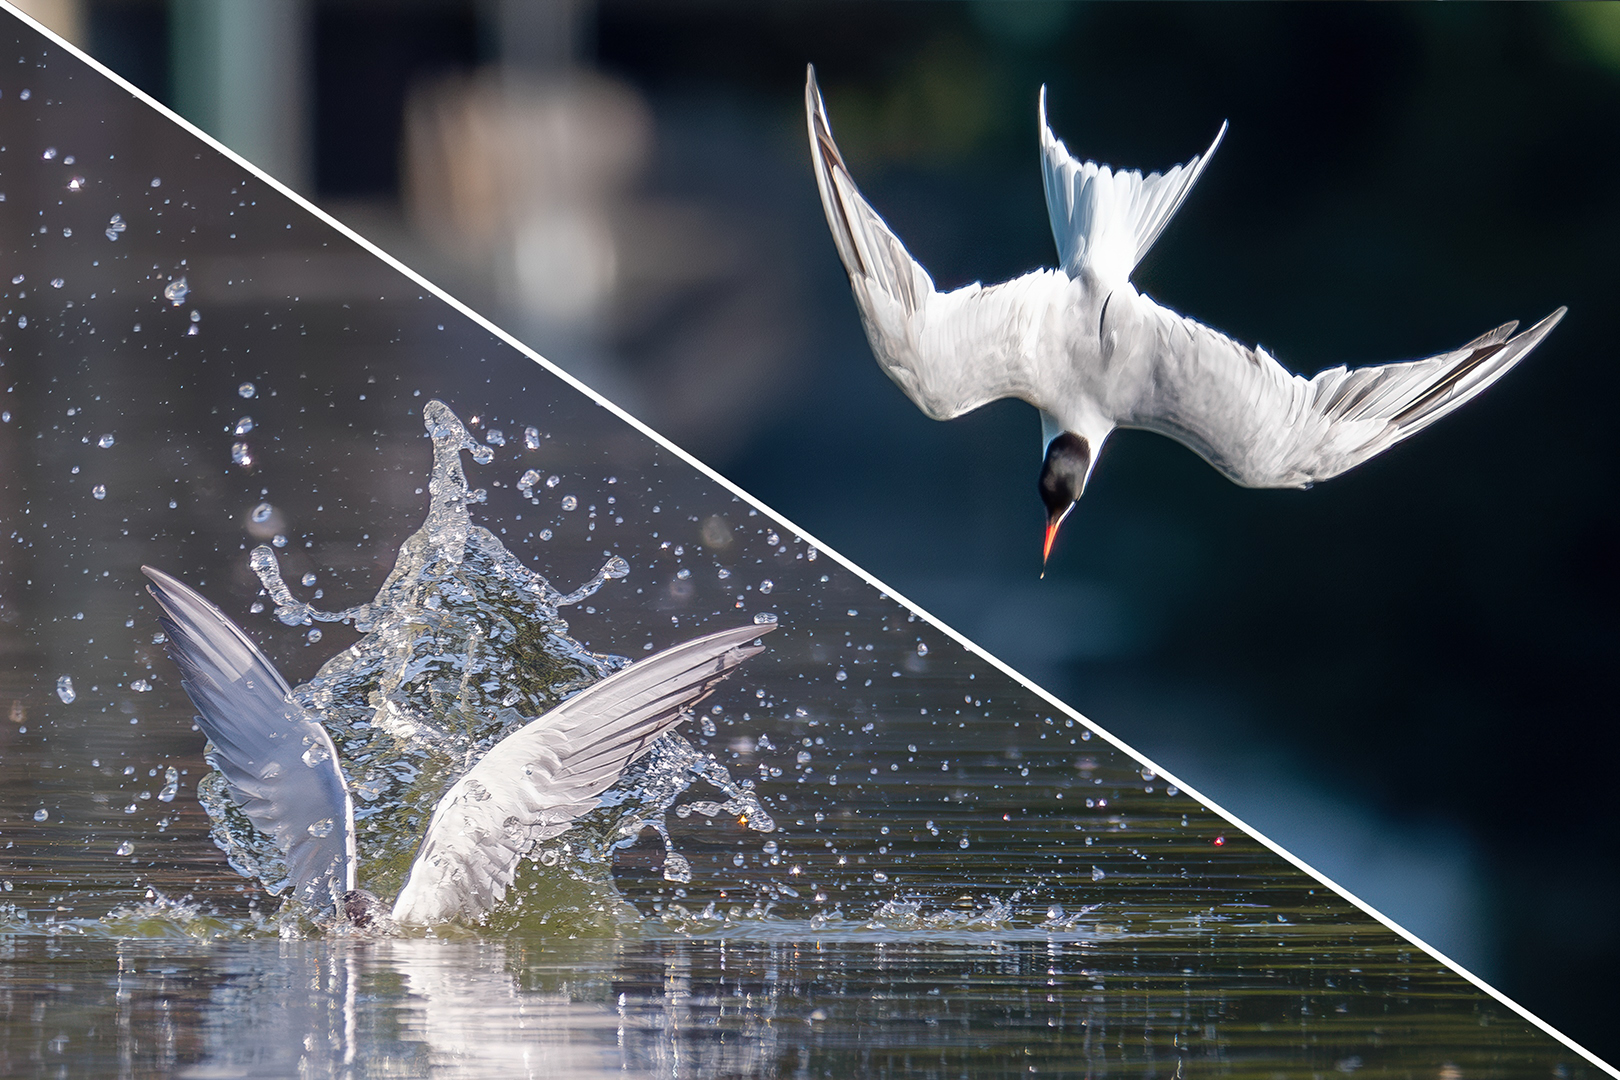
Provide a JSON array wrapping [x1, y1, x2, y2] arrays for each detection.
[[0, 931, 1595, 1080]]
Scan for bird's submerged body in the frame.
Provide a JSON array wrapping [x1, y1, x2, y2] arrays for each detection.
[[806, 67, 1564, 562]]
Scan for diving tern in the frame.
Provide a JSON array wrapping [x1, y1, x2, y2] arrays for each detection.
[[805, 67, 1565, 569], [142, 565, 773, 926]]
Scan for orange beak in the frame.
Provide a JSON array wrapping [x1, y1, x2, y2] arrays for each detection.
[[1040, 505, 1073, 578]]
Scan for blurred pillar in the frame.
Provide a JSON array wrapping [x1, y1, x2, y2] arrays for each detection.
[[169, 0, 311, 192], [9, 0, 85, 45], [489, 0, 590, 72]]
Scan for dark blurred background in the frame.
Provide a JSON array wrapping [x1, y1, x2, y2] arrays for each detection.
[[13, 0, 1618, 1057]]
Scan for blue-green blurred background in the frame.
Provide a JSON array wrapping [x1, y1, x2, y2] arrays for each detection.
[[17, 0, 1618, 1059]]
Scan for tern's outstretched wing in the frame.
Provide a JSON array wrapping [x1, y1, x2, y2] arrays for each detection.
[[1126, 301, 1567, 488], [142, 566, 355, 910], [1038, 89, 1225, 287], [806, 65, 1068, 422], [391, 622, 776, 926]]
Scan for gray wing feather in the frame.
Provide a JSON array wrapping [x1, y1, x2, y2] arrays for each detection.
[[1128, 303, 1567, 487], [391, 622, 776, 926], [805, 65, 1065, 422], [142, 566, 356, 909]]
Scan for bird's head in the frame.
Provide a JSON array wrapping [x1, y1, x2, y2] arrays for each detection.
[[342, 888, 383, 928], [1038, 433, 1092, 574]]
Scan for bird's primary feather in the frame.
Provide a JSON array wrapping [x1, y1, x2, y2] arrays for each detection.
[[390, 622, 775, 926], [142, 566, 356, 909]]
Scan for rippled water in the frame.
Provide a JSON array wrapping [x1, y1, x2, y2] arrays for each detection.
[[0, 17, 1605, 1079], [0, 932, 1581, 1080]]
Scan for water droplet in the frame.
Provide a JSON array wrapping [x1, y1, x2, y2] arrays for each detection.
[[538, 529, 552, 541], [663, 852, 692, 883], [158, 767, 178, 802], [33, 809, 49, 822], [758, 579, 773, 594], [92, 484, 107, 500], [762, 841, 778, 854], [190, 309, 200, 323], [717, 568, 731, 580], [150, 176, 161, 187], [872, 871, 889, 883], [517, 469, 541, 492], [307, 817, 335, 838], [130, 678, 151, 692], [306, 628, 322, 644], [231, 443, 252, 467], [752, 612, 778, 626], [97, 433, 115, 449], [1091, 866, 1106, 882], [105, 213, 125, 241], [251, 503, 273, 523], [16, 316, 26, 329], [1046, 905, 1064, 922], [9, 275, 21, 284], [233, 416, 253, 435], [676, 568, 691, 580], [17, 89, 27, 100], [238, 382, 256, 399], [846, 609, 858, 617], [116, 841, 134, 856], [50, 277, 63, 288], [301, 572, 317, 587], [916, 642, 929, 656], [732, 853, 745, 867], [485, 428, 505, 446], [835, 670, 847, 682], [55, 676, 75, 703], [67, 175, 84, 192], [163, 277, 189, 305], [41, 147, 56, 160], [561, 495, 578, 511], [545, 474, 560, 488], [272, 534, 288, 548], [958, 837, 970, 849], [523, 426, 540, 450]]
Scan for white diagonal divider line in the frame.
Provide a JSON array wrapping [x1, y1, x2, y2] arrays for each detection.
[[3, 3, 1610, 1073]]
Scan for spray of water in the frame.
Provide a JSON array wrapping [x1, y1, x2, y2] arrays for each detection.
[[196, 400, 769, 931]]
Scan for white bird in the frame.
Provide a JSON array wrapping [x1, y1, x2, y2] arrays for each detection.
[[141, 565, 773, 927], [804, 67, 1565, 570]]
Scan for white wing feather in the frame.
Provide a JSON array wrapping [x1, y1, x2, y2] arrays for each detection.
[[806, 65, 1067, 422], [1039, 89, 1225, 286], [1127, 301, 1568, 487], [143, 567, 355, 910], [391, 623, 775, 926]]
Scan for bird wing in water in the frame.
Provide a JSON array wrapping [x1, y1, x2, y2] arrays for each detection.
[[806, 65, 1068, 423], [142, 566, 356, 910], [1038, 89, 1226, 287], [1125, 301, 1567, 488], [390, 622, 776, 926]]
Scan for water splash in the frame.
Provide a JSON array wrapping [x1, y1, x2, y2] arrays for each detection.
[[199, 400, 763, 921]]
